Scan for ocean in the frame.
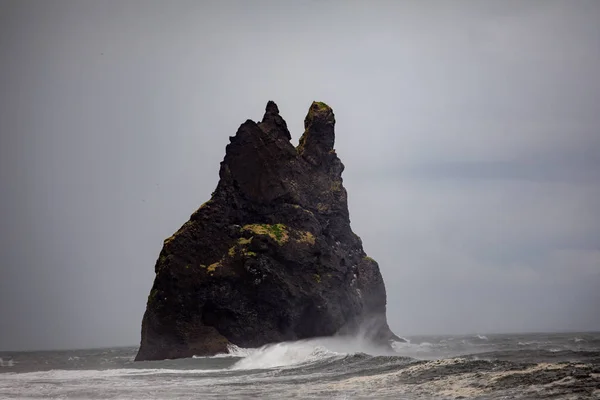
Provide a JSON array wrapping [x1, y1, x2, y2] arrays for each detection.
[[1, 332, 598, 399]]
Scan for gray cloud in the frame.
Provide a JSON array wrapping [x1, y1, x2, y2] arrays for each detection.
[[1, 0, 599, 350]]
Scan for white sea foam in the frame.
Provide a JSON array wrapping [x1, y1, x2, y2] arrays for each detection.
[[325, 357, 487, 398], [230, 335, 395, 370], [391, 340, 446, 359], [230, 341, 340, 370], [0, 369, 226, 400], [0, 367, 223, 383], [0, 358, 14, 367], [195, 344, 257, 359]]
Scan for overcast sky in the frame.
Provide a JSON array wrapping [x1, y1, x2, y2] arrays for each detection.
[[1, 0, 599, 351]]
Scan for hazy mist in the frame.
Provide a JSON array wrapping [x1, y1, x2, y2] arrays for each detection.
[[1, 0, 599, 351]]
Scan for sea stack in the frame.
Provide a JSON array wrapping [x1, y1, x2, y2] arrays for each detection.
[[135, 101, 397, 361]]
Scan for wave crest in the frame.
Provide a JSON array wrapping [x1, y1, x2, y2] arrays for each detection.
[[229, 335, 397, 370]]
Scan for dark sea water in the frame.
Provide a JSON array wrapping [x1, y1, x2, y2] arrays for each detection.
[[1, 332, 599, 399]]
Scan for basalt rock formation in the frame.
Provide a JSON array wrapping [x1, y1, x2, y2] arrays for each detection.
[[135, 101, 397, 361]]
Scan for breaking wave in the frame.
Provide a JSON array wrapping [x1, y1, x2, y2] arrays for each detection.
[[230, 335, 398, 370]]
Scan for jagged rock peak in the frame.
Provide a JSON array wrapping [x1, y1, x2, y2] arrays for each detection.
[[298, 101, 336, 163], [306, 101, 335, 126], [265, 100, 279, 114], [258, 100, 291, 140]]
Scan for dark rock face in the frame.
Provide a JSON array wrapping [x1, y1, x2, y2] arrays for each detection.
[[135, 101, 397, 361]]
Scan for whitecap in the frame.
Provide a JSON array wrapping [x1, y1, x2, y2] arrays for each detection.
[[230, 341, 342, 370], [229, 335, 395, 370], [193, 344, 258, 359], [0, 367, 222, 381]]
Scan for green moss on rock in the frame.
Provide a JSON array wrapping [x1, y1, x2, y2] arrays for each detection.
[[296, 231, 316, 245], [238, 237, 252, 245], [242, 223, 289, 245], [313, 101, 330, 110], [207, 262, 221, 273]]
